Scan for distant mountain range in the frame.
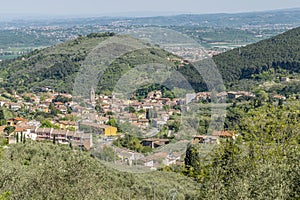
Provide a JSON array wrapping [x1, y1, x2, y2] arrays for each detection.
[[1, 8, 299, 28], [126, 8, 300, 28]]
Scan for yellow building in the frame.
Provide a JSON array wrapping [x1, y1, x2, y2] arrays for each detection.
[[102, 125, 117, 136], [79, 122, 118, 136]]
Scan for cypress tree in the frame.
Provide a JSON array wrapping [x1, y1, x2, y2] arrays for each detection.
[[16, 132, 19, 143], [53, 135, 56, 144], [23, 134, 26, 144]]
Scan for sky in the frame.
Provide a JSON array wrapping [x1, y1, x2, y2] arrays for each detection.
[[1, 0, 300, 17]]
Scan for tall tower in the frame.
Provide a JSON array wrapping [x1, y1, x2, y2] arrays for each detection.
[[90, 87, 95, 105]]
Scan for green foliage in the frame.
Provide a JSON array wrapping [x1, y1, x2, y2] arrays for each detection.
[[0, 142, 198, 199], [184, 143, 204, 172], [167, 120, 181, 133], [52, 95, 71, 103], [124, 106, 136, 113], [95, 104, 104, 113], [213, 27, 300, 88], [268, 81, 300, 96], [180, 99, 300, 199], [0, 33, 112, 93], [1, 138, 8, 146], [0, 119, 6, 126], [254, 89, 269, 102], [66, 127, 75, 131], [22, 95, 31, 102], [138, 109, 145, 114], [87, 32, 115, 38], [106, 111, 114, 116], [1, 93, 17, 103], [107, 117, 118, 128], [0, 191, 11, 200], [162, 90, 175, 99], [113, 134, 152, 153], [93, 145, 115, 162], [0, 110, 5, 120], [0, 33, 182, 94], [3, 126, 15, 135], [49, 103, 60, 116], [40, 120, 59, 129], [3, 27, 299, 94]]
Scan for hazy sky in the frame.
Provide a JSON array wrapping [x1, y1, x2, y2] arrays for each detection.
[[1, 0, 300, 17]]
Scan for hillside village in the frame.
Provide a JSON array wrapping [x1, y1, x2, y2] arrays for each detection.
[[0, 87, 288, 170]]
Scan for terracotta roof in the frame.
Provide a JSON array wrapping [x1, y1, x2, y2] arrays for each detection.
[[212, 131, 233, 137], [13, 117, 27, 121], [14, 127, 27, 132]]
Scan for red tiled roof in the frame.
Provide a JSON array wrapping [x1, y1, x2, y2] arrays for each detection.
[[13, 117, 27, 121], [212, 131, 233, 137], [14, 127, 26, 132]]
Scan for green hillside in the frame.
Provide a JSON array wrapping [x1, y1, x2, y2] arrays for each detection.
[[0, 32, 178, 94], [0, 33, 113, 93], [0, 142, 198, 199], [0, 27, 300, 94], [213, 26, 300, 84]]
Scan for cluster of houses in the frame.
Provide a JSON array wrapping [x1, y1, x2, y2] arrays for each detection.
[[0, 91, 71, 114], [0, 88, 242, 170], [0, 89, 257, 134], [85, 90, 256, 131], [86, 90, 181, 130], [0, 117, 93, 150]]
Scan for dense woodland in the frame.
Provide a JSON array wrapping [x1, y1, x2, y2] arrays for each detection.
[[0, 32, 180, 94], [213, 27, 300, 84]]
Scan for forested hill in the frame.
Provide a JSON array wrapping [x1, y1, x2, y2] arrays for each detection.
[[0, 32, 178, 94], [0, 33, 113, 93], [213, 26, 300, 83], [0, 27, 300, 94]]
